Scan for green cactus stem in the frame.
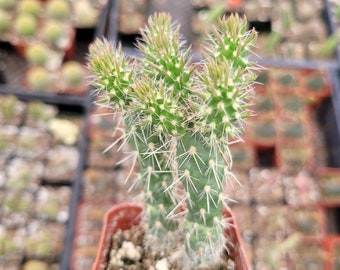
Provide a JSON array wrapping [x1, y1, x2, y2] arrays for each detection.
[[176, 132, 226, 266], [88, 12, 258, 268]]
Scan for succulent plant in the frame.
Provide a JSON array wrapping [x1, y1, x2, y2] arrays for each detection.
[[47, 118, 79, 145], [25, 101, 58, 129], [46, 0, 71, 22], [17, 0, 42, 17], [25, 222, 65, 258], [14, 13, 37, 39], [88, 13, 258, 268], [0, 95, 26, 125], [74, 0, 99, 28], [25, 42, 50, 66], [60, 61, 86, 87], [26, 66, 55, 92], [41, 20, 67, 47], [0, 0, 15, 11], [0, 9, 11, 36]]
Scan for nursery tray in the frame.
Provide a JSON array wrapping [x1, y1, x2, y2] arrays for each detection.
[[0, 37, 91, 98], [96, 0, 340, 69], [0, 91, 89, 270]]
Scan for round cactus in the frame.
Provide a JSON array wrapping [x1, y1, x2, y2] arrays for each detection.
[[74, 0, 99, 28], [17, 0, 42, 17], [25, 42, 50, 66], [42, 20, 65, 46], [61, 61, 85, 86], [0, 0, 15, 11], [14, 13, 37, 39], [46, 0, 71, 21], [0, 10, 11, 35], [26, 67, 55, 92]]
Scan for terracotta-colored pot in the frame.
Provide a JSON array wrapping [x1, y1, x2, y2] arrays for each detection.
[[228, 0, 243, 8], [324, 236, 340, 270], [92, 203, 250, 270]]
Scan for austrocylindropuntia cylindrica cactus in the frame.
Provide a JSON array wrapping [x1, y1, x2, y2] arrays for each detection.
[[88, 12, 258, 268]]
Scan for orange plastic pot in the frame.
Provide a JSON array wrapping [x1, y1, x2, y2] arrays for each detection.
[[92, 203, 250, 270], [228, 0, 243, 8]]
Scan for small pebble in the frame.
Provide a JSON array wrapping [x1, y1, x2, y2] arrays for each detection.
[[155, 258, 169, 270], [118, 241, 142, 261]]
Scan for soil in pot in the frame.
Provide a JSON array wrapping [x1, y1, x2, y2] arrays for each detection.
[[106, 224, 235, 270], [95, 204, 249, 270]]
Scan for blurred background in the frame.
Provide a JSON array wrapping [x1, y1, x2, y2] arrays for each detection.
[[1, 0, 340, 269]]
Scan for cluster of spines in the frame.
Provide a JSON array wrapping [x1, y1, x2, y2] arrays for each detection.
[[196, 14, 258, 145], [88, 40, 133, 109], [88, 12, 258, 268]]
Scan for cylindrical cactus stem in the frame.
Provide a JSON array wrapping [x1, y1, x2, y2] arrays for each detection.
[[124, 120, 180, 253], [176, 132, 228, 266]]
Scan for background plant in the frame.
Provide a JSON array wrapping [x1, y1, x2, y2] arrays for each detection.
[[88, 12, 258, 268]]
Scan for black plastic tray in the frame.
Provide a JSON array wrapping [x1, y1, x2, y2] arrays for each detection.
[[326, 68, 340, 167]]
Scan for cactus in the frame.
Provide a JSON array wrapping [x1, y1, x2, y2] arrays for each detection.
[[88, 13, 258, 268], [60, 61, 86, 87], [25, 42, 50, 66], [46, 0, 71, 22], [42, 20, 68, 48], [14, 13, 37, 39], [0, 0, 15, 11], [0, 9, 11, 35], [17, 0, 42, 17], [74, 0, 99, 28], [26, 66, 55, 92]]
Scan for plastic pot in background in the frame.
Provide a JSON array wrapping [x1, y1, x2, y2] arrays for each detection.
[[316, 167, 340, 206], [92, 203, 251, 270]]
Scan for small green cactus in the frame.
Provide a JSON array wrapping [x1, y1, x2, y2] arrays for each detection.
[[14, 13, 37, 39], [74, 0, 99, 28], [0, 0, 15, 11], [88, 13, 258, 268], [17, 0, 42, 17], [25, 42, 50, 66], [26, 67, 55, 92], [46, 0, 71, 21], [0, 9, 11, 35], [60, 61, 86, 87], [42, 20, 66, 47]]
